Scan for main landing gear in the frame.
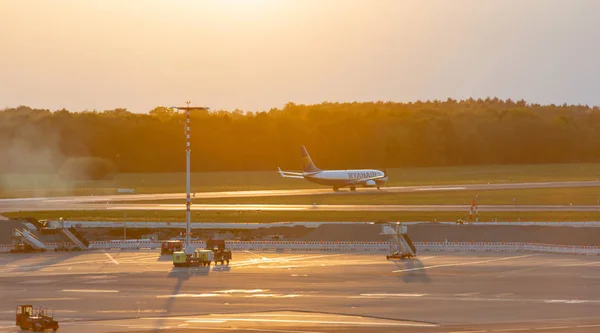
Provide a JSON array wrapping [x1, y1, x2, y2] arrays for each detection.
[[332, 186, 357, 192]]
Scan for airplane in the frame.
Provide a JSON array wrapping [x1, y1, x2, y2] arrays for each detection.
[[278, 146, 388, 192]]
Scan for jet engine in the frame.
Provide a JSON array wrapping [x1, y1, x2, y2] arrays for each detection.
[[364, 179, 377, 187]]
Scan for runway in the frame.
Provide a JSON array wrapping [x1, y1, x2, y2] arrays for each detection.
[[4, 202, 600, 213], [0, 251, 598, 332], [2, 181, 600, 214]]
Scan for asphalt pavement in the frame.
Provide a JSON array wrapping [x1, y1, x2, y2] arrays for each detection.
[[0, 250, 598, 332], [2, 181, 600, 213]]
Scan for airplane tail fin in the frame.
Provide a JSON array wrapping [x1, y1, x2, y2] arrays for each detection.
[[301, 145, 320, 173]]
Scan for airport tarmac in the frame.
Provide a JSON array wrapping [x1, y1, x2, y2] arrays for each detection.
[[0, 251, 598, 332]]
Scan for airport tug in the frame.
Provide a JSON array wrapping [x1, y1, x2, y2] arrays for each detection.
[[15, 305, 59, 332]]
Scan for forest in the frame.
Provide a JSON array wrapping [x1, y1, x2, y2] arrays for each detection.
[[1, 98, 599, 176]]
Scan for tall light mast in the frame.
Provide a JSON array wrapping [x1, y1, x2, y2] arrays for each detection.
[[170, 102, 209, 252]]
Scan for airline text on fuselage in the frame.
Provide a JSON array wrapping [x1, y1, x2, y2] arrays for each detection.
[[348, 171, 378, 179]]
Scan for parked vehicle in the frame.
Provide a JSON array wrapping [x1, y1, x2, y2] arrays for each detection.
[[161, 240, 183, 255], [173, 249, 214, 267]]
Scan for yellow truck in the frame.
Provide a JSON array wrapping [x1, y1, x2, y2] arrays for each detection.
[[173, 249, 214, 267]]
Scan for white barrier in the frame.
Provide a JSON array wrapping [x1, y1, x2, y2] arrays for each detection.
[[45, 221, 600, 229], [85, 240, 600, 255], [0, 245, 13, 253], [415, 241, 600, 255]]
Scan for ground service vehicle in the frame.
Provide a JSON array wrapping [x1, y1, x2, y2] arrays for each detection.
[[173, 249, 214, 267], [206, 239, 232, 265], [386, 251, 415, 260], [15, 305, 59, 331], [161, 240, 183, 255], [213, 248, 232, 265]]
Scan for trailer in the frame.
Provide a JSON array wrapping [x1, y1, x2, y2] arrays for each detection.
[[206, 239, 232, 265], [15, 305, 59, 332], [213, 248, 232, 265], [173, 249, 213, 267]]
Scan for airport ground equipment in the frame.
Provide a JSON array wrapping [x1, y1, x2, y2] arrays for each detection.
[[206, 239, 232, 265], [15, 305, 59, 331], [13, 229, 47, 251], [161, 240, 183, 255], [59, 227, 88, 249], [385, 223, 417, 260], [173, 249, 214, 267]]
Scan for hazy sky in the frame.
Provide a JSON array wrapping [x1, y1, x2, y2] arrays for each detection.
[[1, 0, 599, 113]]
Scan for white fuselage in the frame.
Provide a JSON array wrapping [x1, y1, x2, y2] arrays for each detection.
[[304, 169, 387, 187]]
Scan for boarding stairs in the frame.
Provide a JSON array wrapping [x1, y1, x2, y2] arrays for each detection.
[[13, 228, 47, 250], [61, 227, 88, 249], [382, 223, 417, 257]]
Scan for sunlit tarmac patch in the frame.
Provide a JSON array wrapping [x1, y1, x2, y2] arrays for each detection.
[[216, 289, 268, 294], [62, 289, 119, 293], [143, 311, 438, 327], [353, 293, 428, 298], [156, 293, 224, 298], [245, 294, 302, 298]]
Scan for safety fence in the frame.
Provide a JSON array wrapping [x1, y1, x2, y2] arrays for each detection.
[[417, 241, 600, 255], [0, 245, 13, 253], [0, 242, 80, 253], [46, 220, 600, 229], [86, 240, 600, 255], [3, 239, 598, 255]]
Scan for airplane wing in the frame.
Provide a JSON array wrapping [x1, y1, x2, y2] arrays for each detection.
[[278, 167, 305, 179]]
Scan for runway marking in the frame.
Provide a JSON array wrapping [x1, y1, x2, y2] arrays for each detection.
[[245, 294, 302, 298], [237, 329, 325, 333], [19, 298, 82, 301], [62, 289, 119, 293], [217, 289, 268, 294], [156, 293, 224, 298], [354, 293, 427, 298], [478, 325, 600, 332], [392, 254, 538, 273], [533, 327, 570, 330], [455, 293, 480, 297], [97, 310, 167, 313], [561, 260, 600, 267], [494, 329, 529, 332], [104, 252, 119, 265], [544, 299, 588, 304], [415, 187, 467, 191]]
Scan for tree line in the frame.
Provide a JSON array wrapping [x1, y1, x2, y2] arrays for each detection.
[[1, 99, 599, 175]]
